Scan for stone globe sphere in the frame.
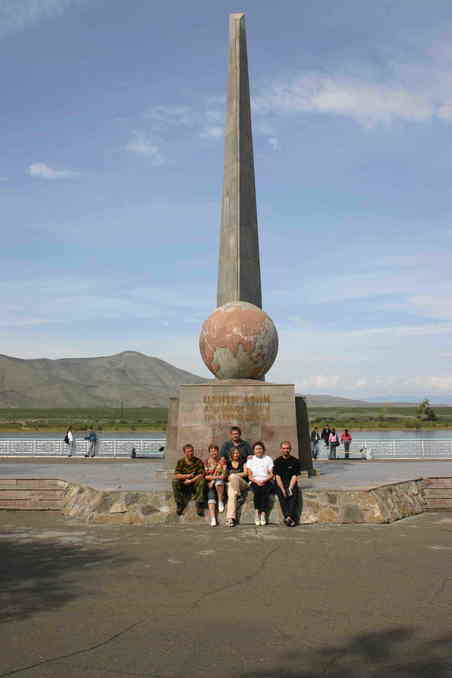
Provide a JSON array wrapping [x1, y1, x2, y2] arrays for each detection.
[[199, 301, 279, 380]]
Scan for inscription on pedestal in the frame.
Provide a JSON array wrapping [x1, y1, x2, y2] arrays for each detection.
[[165, 382, 301, 467], [203, 394, 271, 423]]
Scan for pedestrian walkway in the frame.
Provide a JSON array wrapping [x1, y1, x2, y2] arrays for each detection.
[[0, 458, 450, 491]]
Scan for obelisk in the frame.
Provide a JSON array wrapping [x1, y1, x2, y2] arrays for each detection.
[[217, 13, 262, 309], [166, 14, 309, 474]]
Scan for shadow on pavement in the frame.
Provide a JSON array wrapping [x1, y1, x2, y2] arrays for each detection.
[[0, 536, 132, 625], [238, 627, 452, 678]]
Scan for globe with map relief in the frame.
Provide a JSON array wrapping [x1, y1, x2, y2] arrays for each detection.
[[199, 301, 278, 380]]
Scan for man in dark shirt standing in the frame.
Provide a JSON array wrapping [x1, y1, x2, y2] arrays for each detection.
[[321, 425, 331, 448], [172, 444, 206, 516], [274, 441, 301, 527], [220, 426, 251, 462]]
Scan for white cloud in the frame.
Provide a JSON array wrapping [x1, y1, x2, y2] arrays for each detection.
[[200, 126, 223, 139], [410, 295, 452, 321], [124, 132, 164, 164], [27, 162, 80, 179], [253, 73, 436, 127], [144, 105, 198, 128], [252, 32, 452, 128], [0, 0, 81, 39], [268, 136, 279, 150], [294, 374, 452, 396]]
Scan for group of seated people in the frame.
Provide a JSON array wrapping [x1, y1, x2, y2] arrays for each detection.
[[172, 426, 302, 528]]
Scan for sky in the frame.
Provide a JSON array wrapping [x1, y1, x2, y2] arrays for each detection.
[[2, 0, 452, 402]]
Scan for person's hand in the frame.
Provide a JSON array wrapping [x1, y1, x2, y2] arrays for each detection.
[[281, 488, 287, 497], [183, 478, 193, 485]]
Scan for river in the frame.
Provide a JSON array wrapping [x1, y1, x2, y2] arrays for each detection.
[[1, 430, 452, 441]]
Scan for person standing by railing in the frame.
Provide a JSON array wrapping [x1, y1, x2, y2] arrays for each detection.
[[310, 427, 321, 459], [340, 429, 353, 459], [328, 428, 340, 460], [85, 428, 97, 458], [321, 425, 331, 450], [64, 426, 75, 457]]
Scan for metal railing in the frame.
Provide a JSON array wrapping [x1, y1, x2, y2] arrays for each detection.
[[1, 437, 452, 459], [0, 438, 166, 458], [335, 439, 452, 460]]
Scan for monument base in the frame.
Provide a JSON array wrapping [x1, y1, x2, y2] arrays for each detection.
[[166, 380, 302, 468]]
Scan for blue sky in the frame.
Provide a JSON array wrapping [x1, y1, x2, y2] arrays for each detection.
[[2, 0, 452, 402]]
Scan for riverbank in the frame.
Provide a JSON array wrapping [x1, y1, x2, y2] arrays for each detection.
[[0, 425, 451, 433], [1, 405, 452, 433]]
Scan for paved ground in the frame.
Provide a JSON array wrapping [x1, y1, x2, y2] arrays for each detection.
[[1, 510, 451, 677], [0, 458, 451, 491]]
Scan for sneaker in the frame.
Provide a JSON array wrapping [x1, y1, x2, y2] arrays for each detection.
[[218, 500, 225, 513], [255, 511, 261, 526], [176, 504, 184, 516], [210, 517, 217, 527], [260, 513, 267, 526], [196, 505, 204, 517], [226, 518, 236, 527]]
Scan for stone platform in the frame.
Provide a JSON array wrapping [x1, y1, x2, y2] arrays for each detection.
[[166, 380, 299, 468], [0, 459, 450, 526]]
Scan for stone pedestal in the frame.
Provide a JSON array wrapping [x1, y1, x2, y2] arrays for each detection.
[[165, 379, 300, 468]]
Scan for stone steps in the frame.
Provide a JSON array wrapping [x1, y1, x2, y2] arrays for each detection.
[[0, 479, 66, 510], [423, 477, 452, 511]]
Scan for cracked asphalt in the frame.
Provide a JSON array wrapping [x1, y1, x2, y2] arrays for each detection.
[[1, 511, 451, 677]]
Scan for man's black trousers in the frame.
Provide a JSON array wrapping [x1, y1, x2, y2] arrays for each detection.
[[276, 485, 300, 522]]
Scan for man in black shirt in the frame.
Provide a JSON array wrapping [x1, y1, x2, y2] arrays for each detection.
[[321, 425, 331, 448], [273, 441, 301, 527], [220, 426, 251, 462]]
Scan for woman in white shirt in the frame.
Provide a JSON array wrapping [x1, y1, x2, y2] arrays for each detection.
[[245, 441, 274, 526], [65, 426, 75, 457]]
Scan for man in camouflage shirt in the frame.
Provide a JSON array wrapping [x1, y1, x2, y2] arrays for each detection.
[[172, 444, 206, 516]]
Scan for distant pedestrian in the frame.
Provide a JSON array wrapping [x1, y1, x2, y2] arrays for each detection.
[[340, 429, 353, 459], [64, 426, 74, 457], [85, 428, 97, 458], [321, 425, 331, 448], [310, 427, 321, 459], [328, 428, 340, 460]]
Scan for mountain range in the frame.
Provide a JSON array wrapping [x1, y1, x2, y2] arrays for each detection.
[[0, 351, 206, 408], [0, 351, 423, 408]]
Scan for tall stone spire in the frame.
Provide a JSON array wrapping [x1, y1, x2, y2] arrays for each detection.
[[217, 13, 262, 309]]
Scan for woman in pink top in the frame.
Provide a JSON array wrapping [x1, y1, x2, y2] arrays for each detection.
[[328, 428, 340, 460], [340, 429, 352, 459]]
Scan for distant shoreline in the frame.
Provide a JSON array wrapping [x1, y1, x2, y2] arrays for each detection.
[[0, 425, 450, 434]]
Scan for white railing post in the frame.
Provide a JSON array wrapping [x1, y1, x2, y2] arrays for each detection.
[[421, 440, 425, 457]]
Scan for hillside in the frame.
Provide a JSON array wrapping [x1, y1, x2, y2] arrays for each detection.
[[0, 351, 381, 409], [301, 394, 370, 407], [0, 351, 207, 408]]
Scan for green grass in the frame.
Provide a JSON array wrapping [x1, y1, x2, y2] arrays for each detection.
[[0, 408, 168, 433], [0, 405, 450, 433], [308, 405, 452, 430]]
